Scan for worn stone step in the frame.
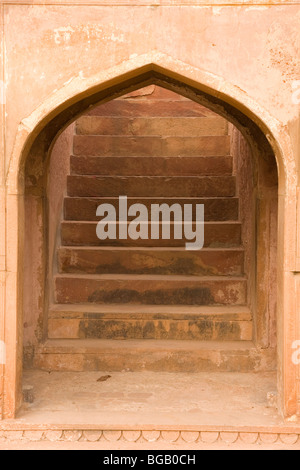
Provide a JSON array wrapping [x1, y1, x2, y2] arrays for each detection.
[[76, 116, 228, 137], [54, 274, 247, 306], [58, 247, 244, 276], [67, 175, 236, 198], [73, 135, 230, 157], [61, 221, 241, 248], [86, 99, 216, 118], [64, 197, 239, 222], [70, 155, 233, 176], [48, 304, 252, 341], [33, 339, 276, 373]]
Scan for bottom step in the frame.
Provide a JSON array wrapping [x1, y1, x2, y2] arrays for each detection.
[[33, 339, 276, 373], [48, 304, 253, 341]]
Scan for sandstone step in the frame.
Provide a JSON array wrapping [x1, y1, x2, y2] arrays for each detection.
[[64, 197, 239, 222], [58, 247, 244, 276], [54, 274, 247, 306], [33, 339, 275, 373], [61, 221, 241, 248], [67, 175, 236, 198], [73, 135, 230, 157], [76, 116, 228, 137], [86, 99, 216, 118], [70, 155, 233, 176], [47, 304, 252, 341]]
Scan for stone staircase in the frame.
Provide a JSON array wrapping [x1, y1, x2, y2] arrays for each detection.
[[34, 87, 265, 373]]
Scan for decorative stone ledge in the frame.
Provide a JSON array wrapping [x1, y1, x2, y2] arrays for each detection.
[[1, 1, 300, 5], [1, 425, 300, 446]]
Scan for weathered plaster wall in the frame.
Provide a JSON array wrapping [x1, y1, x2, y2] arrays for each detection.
[[229, 125, 256, 332], [48, 124, 74, 303], [23, 123, 74, 367], [229, 122, 278, 350], [2, 2, 300, 176], [0, 0, 299, 419]]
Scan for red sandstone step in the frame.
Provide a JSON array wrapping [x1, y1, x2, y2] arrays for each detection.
[[61, 221, 241, 248], [73, 135, 230, 157], [70, 155, 233, 176], [54, 274, 247, 306], [76, 116, 228, 137], [64, 197, 239, 222], [67, 175, 236, 198], [33, 339, 275, 373], [86, 100, 215, 118], [58, 247, 244, 276], [47, 304, 252, 341]]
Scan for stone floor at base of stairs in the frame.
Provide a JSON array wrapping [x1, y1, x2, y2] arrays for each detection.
[[17, 370, 282, 427]]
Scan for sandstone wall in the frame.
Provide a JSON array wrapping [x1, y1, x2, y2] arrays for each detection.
[[0, 0, 299, 418]]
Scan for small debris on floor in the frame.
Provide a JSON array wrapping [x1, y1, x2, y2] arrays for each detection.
[[97, 375, 112, 382]]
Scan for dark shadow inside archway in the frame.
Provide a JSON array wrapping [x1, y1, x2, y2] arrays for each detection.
[[19, 69, 279, 424]]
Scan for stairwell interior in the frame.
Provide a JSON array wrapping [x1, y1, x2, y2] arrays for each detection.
[[21, 85, 278, 421]]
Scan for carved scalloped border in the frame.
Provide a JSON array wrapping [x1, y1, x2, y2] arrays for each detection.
[[0, 429, 300, 446]]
